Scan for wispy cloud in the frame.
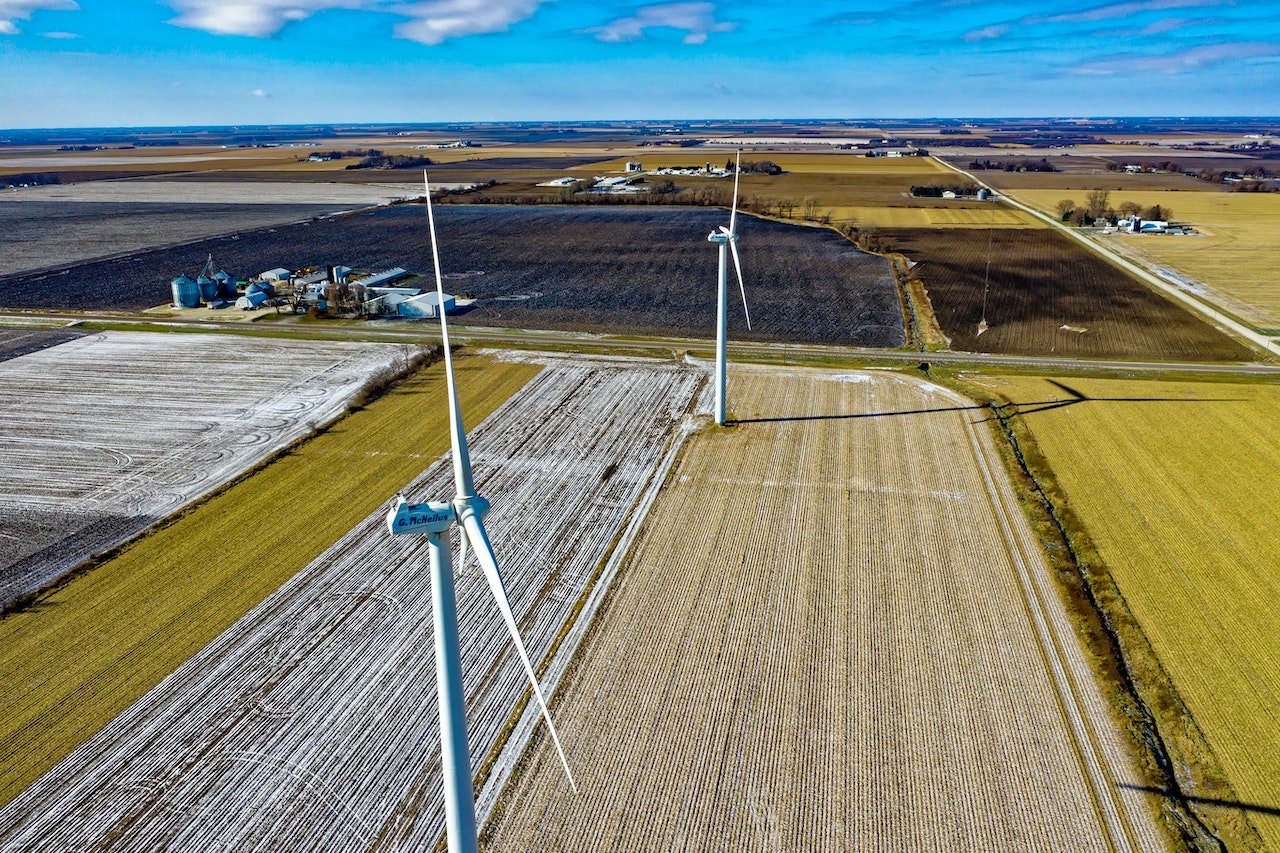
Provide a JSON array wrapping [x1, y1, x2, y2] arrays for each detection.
[[962, 22, 1007, 41], [250, 87, 269, 96], [39, 28, 77, 37], [165, 0, 546, 43], [1034, 0, 1230, 26], [0, 0, 77, 35], [585, 2, 735, 45], [1071, 39, 1280, 74]]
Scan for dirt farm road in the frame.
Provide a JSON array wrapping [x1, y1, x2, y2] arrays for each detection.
[[2, 310, 1279, 379]]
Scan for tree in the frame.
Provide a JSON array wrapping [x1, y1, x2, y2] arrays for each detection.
[[1141, 204, 1172, 221], [800, 197, 820, 220], [1117, 201, 1142, 218], [1085, 188, 1111, 220], [1055, 199, 1077, 221], [1070, 208, 1092, 226]]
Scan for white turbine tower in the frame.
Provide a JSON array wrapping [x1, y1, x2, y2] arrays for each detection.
[[386, 171, 576, 853], [707, 150, 752, 426]]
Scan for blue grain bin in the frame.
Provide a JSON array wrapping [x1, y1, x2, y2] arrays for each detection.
[[214, 270, 238, 299], [196, 275, 218, 303], [171, 275, 200, 308], [247, 281, 276, 298]]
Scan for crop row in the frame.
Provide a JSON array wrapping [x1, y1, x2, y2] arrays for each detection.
[[0, 205, 906, 348], [885, 227, 1253, 361], [483, 367, 1164, 851], [0, 331, 417, 607], [0, 353, 705, 851]]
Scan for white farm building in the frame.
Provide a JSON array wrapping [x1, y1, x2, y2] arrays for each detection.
[[398, 292, 456, 319]]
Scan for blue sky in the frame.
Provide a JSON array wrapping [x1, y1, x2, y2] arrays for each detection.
[[1, 0, 1278, 127]]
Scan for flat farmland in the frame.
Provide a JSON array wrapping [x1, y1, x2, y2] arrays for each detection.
[[0, 330, 418, 607], [0, 354, 706, 851], [0, 352, 538, 806], [0, 205, 906, 348], [1014, 189, 1280, 328], [836, 204, 1040, 228], [971, 374, 1280, 848], [484, 367, 1163, 851], [0, 326, 86, 361], [883, 227, 1253, 360], [0, 182, 417, 276]]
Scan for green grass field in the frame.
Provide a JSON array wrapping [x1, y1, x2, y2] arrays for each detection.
[[0, 355, 540, 806]]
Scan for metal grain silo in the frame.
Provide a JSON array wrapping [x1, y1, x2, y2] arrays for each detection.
[[196, 275, 218, 303], [214, 270, 237, 299], [171, 274, 200, 308]]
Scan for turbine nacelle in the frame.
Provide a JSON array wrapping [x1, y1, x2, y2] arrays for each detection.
[[386, 496, 454, 536], [707, 227, 736, 245]]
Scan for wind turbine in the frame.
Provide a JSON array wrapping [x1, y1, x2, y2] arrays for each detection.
[[707, 150, 752, 425], [385, 171, 576, 853]]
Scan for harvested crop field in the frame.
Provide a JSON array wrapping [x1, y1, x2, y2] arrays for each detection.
[[0, 326, 86, 361], [0, 353, 706, 851], [885, 227, 1253, 360], [970, 374, 1280, 849], [0, 201, 356, 278], [1013, 189, 1280, 328], [0, 353, 537, 808], [0, 330, 418, 607], [0, 205, 906, 348], [484, 366, 1163, 851]]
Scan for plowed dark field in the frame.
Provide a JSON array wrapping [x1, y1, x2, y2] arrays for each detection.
[[0, 205, 905, 347], [886, 227, 1253, 361]]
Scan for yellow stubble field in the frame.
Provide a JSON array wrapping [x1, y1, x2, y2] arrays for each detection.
[[483, 366, 1163, 852], [972, 373, 1280, 849]]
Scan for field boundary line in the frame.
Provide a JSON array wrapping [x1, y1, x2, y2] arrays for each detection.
[[933, 157, 1280, 360], [470, 372, 711, 834], [949, 385, 1145, 852]]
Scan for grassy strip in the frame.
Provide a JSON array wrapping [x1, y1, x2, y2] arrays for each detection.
[[940, 368, 1257, 852], [0, 354, 541, 806]]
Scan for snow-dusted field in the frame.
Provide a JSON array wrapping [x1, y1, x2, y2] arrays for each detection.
[[0, 352, 706, 851], [0, 331, 419, 607]]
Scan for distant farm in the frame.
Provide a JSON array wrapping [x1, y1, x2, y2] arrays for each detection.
[[0, 206, 906, 349]]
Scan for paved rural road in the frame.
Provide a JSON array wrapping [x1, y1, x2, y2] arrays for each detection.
[[2, 309, 1280, 377], [934, 157, 1280, 359]]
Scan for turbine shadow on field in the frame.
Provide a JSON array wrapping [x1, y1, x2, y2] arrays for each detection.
[[1121, 784, 1280, 819], [731, 402, 986, 425], [976, 379, 1240, 422]]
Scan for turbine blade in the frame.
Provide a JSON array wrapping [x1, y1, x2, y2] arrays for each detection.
[[729, 238, 751, 331], [422, 170, 476, 499], [457, 525, 469, 571], [462, 513, 578, 793], [729, 149, 741, 234]]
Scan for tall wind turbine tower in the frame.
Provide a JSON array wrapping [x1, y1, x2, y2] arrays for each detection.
[[707, 150, 752, 426], [386, 172, 576, 853]]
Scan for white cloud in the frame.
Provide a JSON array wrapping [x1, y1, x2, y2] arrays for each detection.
[[0, 0, 77, 35], [393, 0, 543, 45], [586, 2, 735, 44], [1072, 40, 1280, 74], [962, 23, 1007, 41], [165, 0, 546, 42], [167, 1, 358, 37], [250, 88, 269, 96], [40, 29, 77, 37]]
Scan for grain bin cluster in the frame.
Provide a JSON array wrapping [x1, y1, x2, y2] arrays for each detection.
[[166, 257, 459, 319]]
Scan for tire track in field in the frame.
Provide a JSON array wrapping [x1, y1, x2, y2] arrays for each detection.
[[952, 386, 1146, 853]]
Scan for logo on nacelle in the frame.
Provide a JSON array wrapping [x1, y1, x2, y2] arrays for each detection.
[[386, 497, 455, 535]]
